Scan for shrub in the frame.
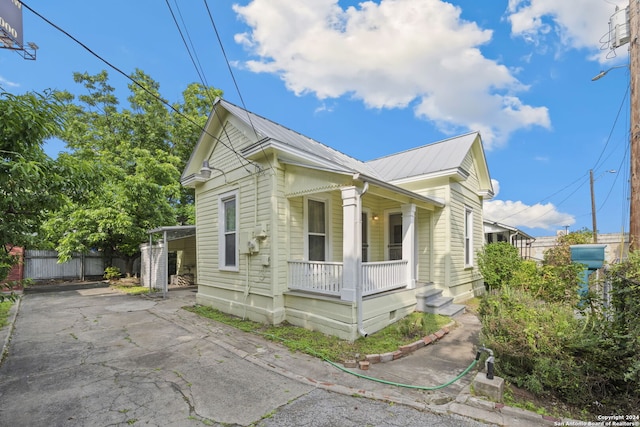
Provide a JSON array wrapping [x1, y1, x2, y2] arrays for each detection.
[[477, 242, 522, 290], [479, 287, 592, 406], [602, 251, 640, 403], [104, 266, 121, 280], [480, 251, 640, 415]]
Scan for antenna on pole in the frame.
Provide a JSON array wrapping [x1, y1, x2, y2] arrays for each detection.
[[0, 0, 38, 60]]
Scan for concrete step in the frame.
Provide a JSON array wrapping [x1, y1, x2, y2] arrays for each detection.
[[416, 287, 443, 299], [416, 288, 466, 317], [435, 303, 466, 317]]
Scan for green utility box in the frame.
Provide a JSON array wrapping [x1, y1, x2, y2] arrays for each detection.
[[570, 244, 606, 296]]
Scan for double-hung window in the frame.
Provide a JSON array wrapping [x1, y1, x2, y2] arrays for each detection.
[[219, 191, 238, 270], [307, 199, 327, 261], [464, 207, 473, 267]]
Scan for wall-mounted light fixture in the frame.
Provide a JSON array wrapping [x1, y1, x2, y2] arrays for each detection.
[[372, 214, 379, 221]]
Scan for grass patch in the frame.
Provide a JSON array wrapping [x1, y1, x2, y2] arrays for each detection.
[[110, 284, 158, 295], [0, 300, 13, 329], [184, 305, 451, 362]]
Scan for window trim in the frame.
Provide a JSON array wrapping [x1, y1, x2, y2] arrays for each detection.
[[464, 206, 473, 267], [219, 190, 239, 272]]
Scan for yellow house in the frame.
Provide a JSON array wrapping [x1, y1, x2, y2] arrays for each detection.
[[181, 99, 494, 341]]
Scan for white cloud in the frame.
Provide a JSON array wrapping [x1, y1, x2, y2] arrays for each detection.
[[484, 179, 575, 230], [505, 0, 628, 62], [0, 75, 19, 88], [233, 0, 551, 149]]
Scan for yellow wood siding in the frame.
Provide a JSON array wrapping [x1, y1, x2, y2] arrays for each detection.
[[444, 151, 484, 299], [194, 121, 281, 319], [416, 209, 431, 283]]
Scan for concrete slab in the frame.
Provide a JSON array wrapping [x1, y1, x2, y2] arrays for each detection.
[[0, 286, 559, 426]]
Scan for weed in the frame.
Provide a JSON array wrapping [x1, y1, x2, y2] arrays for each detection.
[[0, 301, 13, 328], [110, 284, 158, 295], [184, 305, 449, 363]]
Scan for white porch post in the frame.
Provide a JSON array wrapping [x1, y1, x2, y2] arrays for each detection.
[[401, 203, 416, 289], [340, 186, 361, 301]]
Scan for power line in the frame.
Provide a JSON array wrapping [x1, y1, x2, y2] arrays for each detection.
[[201, 0, 275, 173], [20, 1, 261, 173], [164, 0, 254, 174], [493, 171, 589, 224], [592, 80, 630, 172]]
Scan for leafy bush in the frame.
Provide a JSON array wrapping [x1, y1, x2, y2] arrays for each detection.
[[602, 251, 640, 403], [480, 287, 599, 408], [104, 266, 121, 280], [479, 249, 640, 415], [477, 242, 522, 290]]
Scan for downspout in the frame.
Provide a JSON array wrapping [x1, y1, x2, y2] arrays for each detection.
[[356, 180, 369, 337], [163, 230, 168, 299], [148, 234, 153, 293]]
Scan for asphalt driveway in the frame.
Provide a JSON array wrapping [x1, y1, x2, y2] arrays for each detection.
[[0, 287, 502, 427]]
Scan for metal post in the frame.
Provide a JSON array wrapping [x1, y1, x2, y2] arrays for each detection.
[[630, 0, 640, 250], [591, 169, 598, 243]]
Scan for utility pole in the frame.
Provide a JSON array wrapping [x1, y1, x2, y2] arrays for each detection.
[[631, 0, 640, 250], [591, 169, 599, 243]]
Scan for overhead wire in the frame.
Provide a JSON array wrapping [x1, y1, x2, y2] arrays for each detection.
[[496, 65, 630, 231], [493, 172, 589, 224], [20, 1, 261, 174], [165, 0, 254, 174], [202, 0, 275, 173]]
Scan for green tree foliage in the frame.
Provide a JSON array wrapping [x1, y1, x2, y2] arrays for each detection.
[[477, 242, 522, 290], [43, 70, 221, 275], [0, 89, 90, 298]]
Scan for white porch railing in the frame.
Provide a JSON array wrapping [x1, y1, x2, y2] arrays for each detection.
[[288, 261, 343, 296], [362, 260, 408, 296], [287, 260, 408, 297]]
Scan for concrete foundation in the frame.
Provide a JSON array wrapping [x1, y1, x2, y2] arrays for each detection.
[[472, 372, 504, 402]]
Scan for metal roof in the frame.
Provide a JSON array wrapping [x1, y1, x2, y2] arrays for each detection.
[[147, 225, 196, 241], [219, 99, 383, 179], [365, 132, 480, 182]]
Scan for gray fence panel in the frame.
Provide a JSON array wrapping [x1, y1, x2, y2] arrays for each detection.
[[23, 250, 130, 280]]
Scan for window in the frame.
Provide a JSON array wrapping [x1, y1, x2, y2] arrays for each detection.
[[219, 191, 238, 270], [464, 207, 473, 266], [388, 213, 402, 260], [307, 199, 326, 261]]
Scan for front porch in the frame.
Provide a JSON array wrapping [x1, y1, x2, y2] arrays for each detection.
[[287, 259, 409, 298]]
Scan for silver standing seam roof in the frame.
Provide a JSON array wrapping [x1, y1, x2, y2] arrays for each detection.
[[218, 99, 384, 179], [211, 100, 479, 207], [366, 132, 480, 182]]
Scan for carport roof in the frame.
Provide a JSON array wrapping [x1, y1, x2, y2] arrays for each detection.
[[147, 225, 196, 241]]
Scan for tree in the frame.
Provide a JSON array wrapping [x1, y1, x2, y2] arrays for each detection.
[[0, 89, 89, 299], [43, 70, 220, 275], [477, 242, 522, 290]]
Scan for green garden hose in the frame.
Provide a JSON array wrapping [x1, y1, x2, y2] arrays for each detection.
[[324, 357, 478, 390], [260, 331, 479, 391]]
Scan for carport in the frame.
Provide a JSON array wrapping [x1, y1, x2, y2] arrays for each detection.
[[141, 225, 196, 297]]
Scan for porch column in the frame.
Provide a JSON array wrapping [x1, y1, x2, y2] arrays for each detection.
[[401, 203, 416, 289], [340, 186, 361, 301]]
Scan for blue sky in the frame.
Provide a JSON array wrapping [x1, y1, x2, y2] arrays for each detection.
[[0, 0, 632, 237]]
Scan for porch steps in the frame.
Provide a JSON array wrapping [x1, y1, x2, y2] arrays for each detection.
[[415, 284, 466, 317]]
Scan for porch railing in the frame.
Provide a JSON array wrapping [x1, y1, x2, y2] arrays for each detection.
[[362, 260, 408, 296], [288, 261, 343, 296], [287, 259, 408, 297]]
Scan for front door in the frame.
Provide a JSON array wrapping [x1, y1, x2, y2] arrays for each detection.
[[362, 212, 369, 262], [388, 213, 402, 260]]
